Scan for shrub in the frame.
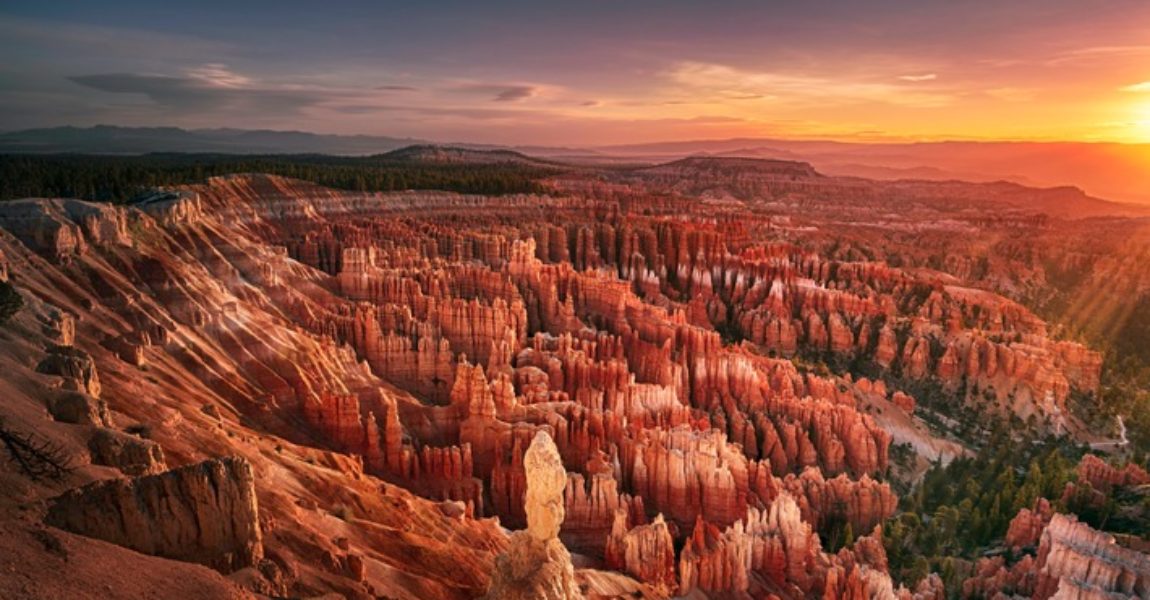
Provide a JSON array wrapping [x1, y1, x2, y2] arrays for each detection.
[[0, 281, 23, 325]]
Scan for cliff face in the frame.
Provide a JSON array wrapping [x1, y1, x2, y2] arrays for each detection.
[[1033, 514, 1150, 599], [966, 510, 1150, 600], [46, 457, 263, 573]]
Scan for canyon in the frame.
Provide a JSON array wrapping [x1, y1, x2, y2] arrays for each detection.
[[0, 153, 1145, 599]]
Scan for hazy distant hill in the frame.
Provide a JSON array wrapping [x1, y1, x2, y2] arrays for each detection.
[[0, 125, 593, 159], [599, 138, 1150, 205], [578, 155, 1146, 218], [0, 125, 427, 155], [639, 155, 821, 179], [5, 126, 1148, 205], [380, 144, 563, 167]]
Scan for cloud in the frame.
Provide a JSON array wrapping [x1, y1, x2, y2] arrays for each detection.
[[67, 64, 339, 114], [68, 73, 227, 110], [65, 65, 569, 128], [451, 83, 537, 102], [898, 73, 937, 82], [328, 104, 386, 114], [1120, 81, 1150, 93], [329, 103, 550, 121], [355, 104, 546, 121], [1044, 45, 1150, 66], [494, 86, 534, 102], [666, 61, 953, 108], [185, 63, 252, 88]]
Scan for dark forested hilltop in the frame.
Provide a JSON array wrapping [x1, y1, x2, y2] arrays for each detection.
[[0, 151, 567, 202]]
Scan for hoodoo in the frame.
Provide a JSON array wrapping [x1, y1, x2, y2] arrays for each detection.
[[483, 430, 585, 600]]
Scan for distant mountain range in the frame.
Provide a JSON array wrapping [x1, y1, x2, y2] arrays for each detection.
[[0, 125, 591, 158], [601, 154, 1142, 218], [599, 138, 1150, 205], [0, 125, 427, 155], [3, 125, 1148, 204]]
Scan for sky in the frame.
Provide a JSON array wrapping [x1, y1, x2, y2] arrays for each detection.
[[3, 0, 1150, 146]]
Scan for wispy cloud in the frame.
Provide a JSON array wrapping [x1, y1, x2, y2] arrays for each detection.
[[898, 73, 937, 82], [451, 83, 538, 102], [1045, 45, 1150, 66], [494, 86, 535, 102], [185, 63, 252, 88], [1120, 81, 1150, 93], [68, 64, 342, 114], [666, 61, 953, 108], [328, 104, 386, 114]]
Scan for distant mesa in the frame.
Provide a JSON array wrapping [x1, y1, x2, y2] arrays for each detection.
[[380, 144, 561, 168], [639, 155, 822, 178]]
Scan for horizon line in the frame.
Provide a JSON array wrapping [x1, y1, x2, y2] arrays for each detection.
[[4, 123, 1150, 149]]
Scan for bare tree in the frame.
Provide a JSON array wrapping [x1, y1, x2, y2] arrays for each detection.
[[0, 417, 73, 481]]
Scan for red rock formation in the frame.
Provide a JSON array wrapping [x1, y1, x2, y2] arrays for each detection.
[[1033, 514, 1150, 599], [0, 170, 1125, 599], [483, 431, 584, 600], [604, 509, 676, 590], [46, 457, 263, 573], [1005, 497, 1054, 551], [781, 467, 898, 535], [0, 199, 93, 261], [676, 492, 910, 598], [963, 554, 1039, 599], [37, 344, 102, 399], [892, 390, 917, 414], [621, 426, 749, 529], [1075, 453, 1150, 490], [87, 428, 167, 476], [561, 471, 643, 554], [965, 511, 1150, 600]]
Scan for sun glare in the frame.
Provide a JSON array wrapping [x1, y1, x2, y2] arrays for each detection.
[[1131, 103, 1150, 142]]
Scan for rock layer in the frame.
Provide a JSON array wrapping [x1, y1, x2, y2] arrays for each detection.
[[965, 510, 1150, 600], [46, 457, 263, 573]]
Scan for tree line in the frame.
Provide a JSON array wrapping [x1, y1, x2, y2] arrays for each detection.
[[0, 153, 562, 202]]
